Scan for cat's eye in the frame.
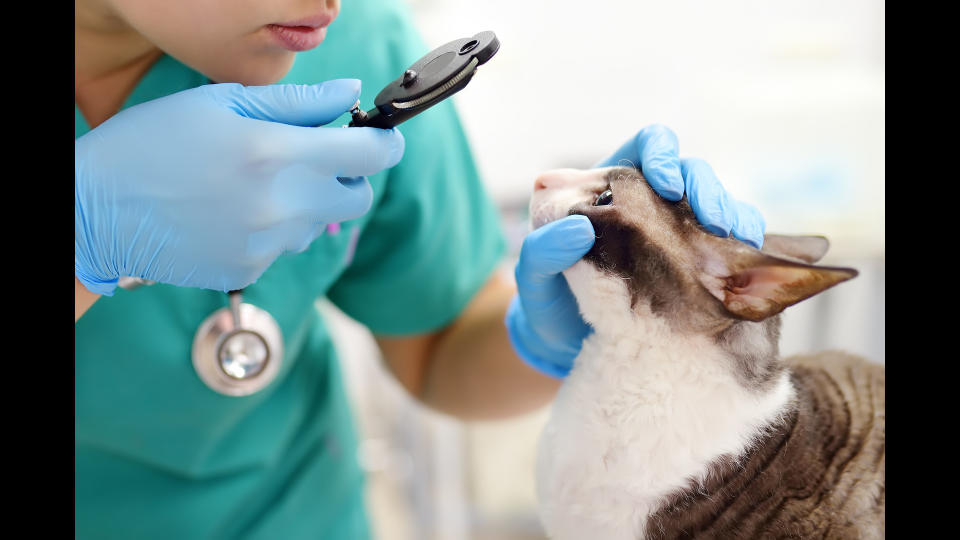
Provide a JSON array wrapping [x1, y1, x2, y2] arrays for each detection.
[[594, 189, 613, 206]]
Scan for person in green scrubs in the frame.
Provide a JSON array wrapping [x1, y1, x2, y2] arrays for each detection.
[[76, 0, 767, 537]]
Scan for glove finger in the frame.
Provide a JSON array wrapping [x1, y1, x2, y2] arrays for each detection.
[[680, 157, 733, 237], [290, 220, 330, 254], [729, 199, 766, 249], [508, 294, 591, 372], [245, 225, 288, 265], [325, 176, 374, 222], [263, 170, 372, 249], [524, 280, 591, 345], [636, 124, 684, 201], [594, 136, 641, 169], [225, 79, 362, 126], [285, 175, 373, 224], [282, 126, 405, 177], [283, 217, 317, 253], [516, 215, 595, 284], [247, 215, 325, 260], [595, 124, 683, 201]]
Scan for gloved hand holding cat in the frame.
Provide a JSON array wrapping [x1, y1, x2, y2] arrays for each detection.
[[507, 124, 764, 377]]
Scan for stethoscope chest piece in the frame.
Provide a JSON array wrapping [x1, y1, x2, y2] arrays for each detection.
[[192, 290, 284, 396]]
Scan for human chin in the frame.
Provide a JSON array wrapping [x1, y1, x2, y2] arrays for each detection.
[[203, 50, 296, 85]]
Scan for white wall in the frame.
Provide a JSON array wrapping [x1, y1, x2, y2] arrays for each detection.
[[410, 0, 884, 249]]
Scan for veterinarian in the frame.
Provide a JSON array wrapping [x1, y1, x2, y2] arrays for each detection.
[[75, 0, 766, 537]]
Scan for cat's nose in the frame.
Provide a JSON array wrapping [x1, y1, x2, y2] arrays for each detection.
[[534, 168, 588, 191]]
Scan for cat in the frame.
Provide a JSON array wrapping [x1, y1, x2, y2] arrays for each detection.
[[530, 167, 884, 540]]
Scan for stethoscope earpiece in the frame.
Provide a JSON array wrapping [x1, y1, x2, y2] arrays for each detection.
[[191, 290, 284, 396]]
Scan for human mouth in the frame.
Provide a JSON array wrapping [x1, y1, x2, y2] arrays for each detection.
[[266, 14, 336, 52]]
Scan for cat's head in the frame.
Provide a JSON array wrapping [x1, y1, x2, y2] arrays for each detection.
[[529, 166, 857, 340]]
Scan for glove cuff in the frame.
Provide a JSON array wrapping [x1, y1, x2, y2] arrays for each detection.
[[75, 267, 118, 297], [504, 295, 571, 379]]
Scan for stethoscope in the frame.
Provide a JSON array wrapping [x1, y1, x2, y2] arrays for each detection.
[[119, 278, 284, 396], [191, 288, 284, 396]]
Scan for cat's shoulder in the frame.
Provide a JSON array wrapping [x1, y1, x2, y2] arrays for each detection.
[[786, 350, 884, 390], [784, 350, 884, 443]]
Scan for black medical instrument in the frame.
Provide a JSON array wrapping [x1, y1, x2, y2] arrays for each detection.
[[347, 30, 500, 129]]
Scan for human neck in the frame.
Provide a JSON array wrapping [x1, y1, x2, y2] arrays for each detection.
[[75, 0, 163, 128]]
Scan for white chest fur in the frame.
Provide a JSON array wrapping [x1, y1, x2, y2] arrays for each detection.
[[536, 266, 794, 540]]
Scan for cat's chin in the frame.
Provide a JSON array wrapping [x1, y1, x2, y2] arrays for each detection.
[[562, 261, 641, 332]]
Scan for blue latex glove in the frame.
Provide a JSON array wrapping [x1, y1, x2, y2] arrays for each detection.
[[506, 215, 596, 378], [75, 79, 404, 296], [596, 124, 765, 249], [507, 124, 765, 378]]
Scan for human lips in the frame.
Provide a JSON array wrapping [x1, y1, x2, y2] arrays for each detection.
[[266, 13, 336, 52]]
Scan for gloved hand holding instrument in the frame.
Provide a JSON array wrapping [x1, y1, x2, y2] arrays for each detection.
[[75, 78, 404, 296], [507, 124, 767, 378]]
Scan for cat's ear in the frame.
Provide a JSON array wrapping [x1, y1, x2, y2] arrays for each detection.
[[697, 239, 857, 322], [761, 234, 830, 263]]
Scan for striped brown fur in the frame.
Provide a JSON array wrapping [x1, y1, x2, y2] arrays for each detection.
[[644, 351, 884, 539]]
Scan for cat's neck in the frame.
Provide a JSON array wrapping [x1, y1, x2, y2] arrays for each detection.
[[553, 320, 796, 532], [564, 260, 790, 406], [561, 262, 796, 477], [570, 319, 794, 439]]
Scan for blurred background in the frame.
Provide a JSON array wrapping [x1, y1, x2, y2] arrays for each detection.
[[326, 0, 884, 538]]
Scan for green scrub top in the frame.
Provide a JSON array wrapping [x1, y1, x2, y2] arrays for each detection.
[[74, 0, 506, 537]]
